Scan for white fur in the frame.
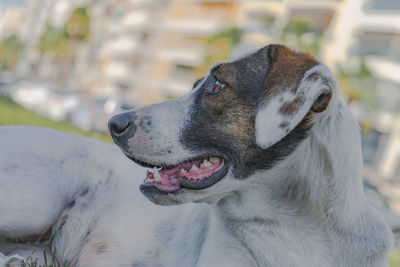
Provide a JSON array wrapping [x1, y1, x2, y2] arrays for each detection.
[[0, 62, 393, 266]]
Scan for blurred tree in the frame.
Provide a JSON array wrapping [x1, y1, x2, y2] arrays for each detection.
[[281, 18, 377, 109], [336, 60, 377, 108], [38, 6, 90, 56], [38, 24, 69, 56], [65, 7, 90, 42], [281, 18, 322, 57], [37, 6, 90, 81], [0, 35, 24, 70], [196, 27, 242, 77]]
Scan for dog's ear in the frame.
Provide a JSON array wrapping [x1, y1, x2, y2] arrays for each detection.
[[255, 45, 333, 149]]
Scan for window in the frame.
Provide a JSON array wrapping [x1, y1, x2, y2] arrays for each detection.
[[356, 31, 400, 60], [366, 0, 400, 11]]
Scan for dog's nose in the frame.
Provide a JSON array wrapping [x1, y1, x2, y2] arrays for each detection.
[[109, 114, 131, 135], [108, 113, 137, 144]]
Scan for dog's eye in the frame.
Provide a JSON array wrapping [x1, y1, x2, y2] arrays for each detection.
[[212, 80, 225, 93]]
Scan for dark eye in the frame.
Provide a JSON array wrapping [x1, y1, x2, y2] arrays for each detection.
[[212, 80, 226, 93]]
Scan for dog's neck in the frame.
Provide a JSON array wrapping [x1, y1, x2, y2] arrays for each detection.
[[213, 99, 392, 266]]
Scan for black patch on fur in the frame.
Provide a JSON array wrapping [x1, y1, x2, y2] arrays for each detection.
[[79, 186, 90, 197], [38, 227, 53, 244], [139, 116, 152, 133], [180, 46, 312, 179], [4, 226, 53, 244], [51, 214, 68, 242], [96, 244, 107, 254], [58, 214, 68, 233], [65, 199, 76, 210], [192, 77, 205, 90]]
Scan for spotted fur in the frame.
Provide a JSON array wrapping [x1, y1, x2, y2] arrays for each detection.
[[0, 44, 393, 267]]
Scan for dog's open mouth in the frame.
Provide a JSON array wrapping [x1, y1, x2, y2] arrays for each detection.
[[139, 157, 228, 193]]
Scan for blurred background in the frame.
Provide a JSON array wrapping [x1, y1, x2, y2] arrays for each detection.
[[0, 0, 399, 264]]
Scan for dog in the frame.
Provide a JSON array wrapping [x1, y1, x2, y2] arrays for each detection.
[[0, 44, 393, 266]]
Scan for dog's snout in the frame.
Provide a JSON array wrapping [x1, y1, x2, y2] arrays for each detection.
[[108, 113, 137, 144]]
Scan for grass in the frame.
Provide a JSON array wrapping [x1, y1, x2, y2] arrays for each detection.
[[18, 249, 400, 267], [390, 251, 400, 267], [21, 248, 70, 267], [0, 95, 111, 142]]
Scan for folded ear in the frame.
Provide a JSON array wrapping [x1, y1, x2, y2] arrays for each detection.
[[255, 63, 334, 149]]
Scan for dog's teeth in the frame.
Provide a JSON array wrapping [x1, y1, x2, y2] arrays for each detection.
[[153, 167, 162, 181], [190, 165, 199, 172], [145, 178, 154, 182], [209, 157, 220, 163], [180, 168, 187, 175], [200, 159, 211, 168]]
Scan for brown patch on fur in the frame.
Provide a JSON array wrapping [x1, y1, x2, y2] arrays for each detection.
[[321, 76, 333, 86], [306, 72, 333, 88], [215, 63, 237, 86], [263, 45, 318, 99], [305, 72, 320, 82], [199, 80, 254, 143], [279, 95, 305, 116]]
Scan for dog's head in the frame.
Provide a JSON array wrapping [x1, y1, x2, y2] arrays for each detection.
[[109, 44, 336, 205]]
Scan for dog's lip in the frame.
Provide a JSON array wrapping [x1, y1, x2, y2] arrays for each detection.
[[122, 151, 161, 168], [139, 183, 182, 195], [124, 153, 230, 192]]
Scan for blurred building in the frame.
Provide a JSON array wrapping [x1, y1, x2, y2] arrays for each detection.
[[2, 0, 240, 106], [321, 0, 400, 209], [237, 0, 340, 50], [90, 0, 239, 105]]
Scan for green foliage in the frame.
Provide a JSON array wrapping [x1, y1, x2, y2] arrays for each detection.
[[196, 27, 242, 77], [65, 6, 90, 41], [38, 24, 69, 55], [390, 251, 400, 267], [338, 59, 372, 79], [206, 27, 242, 47], [38, 6, 90, 55], [284, 18, 314, 38], [281, 18, 322, 56], [0, 34, 24, 70], [336, 59, 377, 107], [21, 247, 70, 267], [0, 95, 111, 142]]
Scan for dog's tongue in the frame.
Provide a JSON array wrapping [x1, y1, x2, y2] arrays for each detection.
[[144, 157, 223, 191]]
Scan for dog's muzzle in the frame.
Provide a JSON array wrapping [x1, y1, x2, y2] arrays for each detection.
[[108, 110, 230, 195]]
